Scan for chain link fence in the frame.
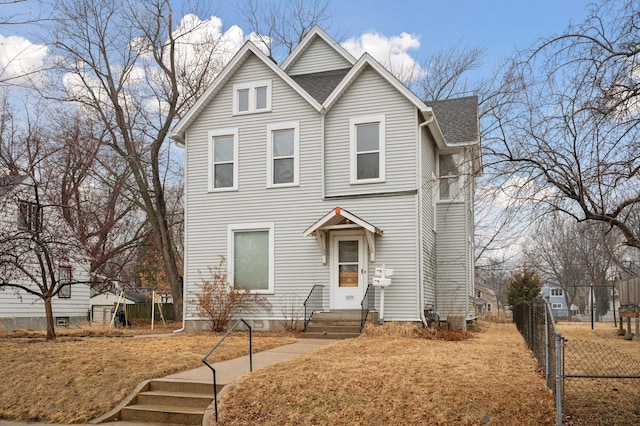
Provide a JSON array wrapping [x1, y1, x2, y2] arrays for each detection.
[[513, 297, 640, 425]]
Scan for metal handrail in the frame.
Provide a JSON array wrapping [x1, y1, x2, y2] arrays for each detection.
[[202, 319, 252, 423], [303, 284, 324, 331], [360, 284, 374, 332]]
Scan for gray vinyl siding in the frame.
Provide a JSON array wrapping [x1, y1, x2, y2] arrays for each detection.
[[183, 54, 421, 323], [435, 202, 469, 320], [287, 37, 352, 75], [183, 54, 326, 321], [420, 127, 437, 307], [324, 67, 418, 196]]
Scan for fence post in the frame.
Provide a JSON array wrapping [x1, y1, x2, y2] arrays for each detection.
[[545, 305, 550, 386], [555, 332, 563, 426]]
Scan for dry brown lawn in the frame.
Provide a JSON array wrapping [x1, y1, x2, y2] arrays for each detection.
[[218, 322, 556, 426], [0, 321, 298, 423]]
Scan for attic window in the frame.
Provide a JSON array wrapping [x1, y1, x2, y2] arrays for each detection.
[[233, 80, 272, 115]]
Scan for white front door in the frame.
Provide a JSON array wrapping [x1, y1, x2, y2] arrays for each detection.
[[331, 234, 367, 309]]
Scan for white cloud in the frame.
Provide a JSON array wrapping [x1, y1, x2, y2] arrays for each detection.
[[0, 34, 48, 86], [342, 31, 423, 83]]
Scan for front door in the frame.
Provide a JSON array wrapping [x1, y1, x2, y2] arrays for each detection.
[[331, 234, 367, 309]]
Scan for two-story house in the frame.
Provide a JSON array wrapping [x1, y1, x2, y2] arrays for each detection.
[[0, 174, 90, 330], [172, 27, 480, 331]]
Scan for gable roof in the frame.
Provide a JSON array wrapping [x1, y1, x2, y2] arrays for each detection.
[[303, 206, 382, 236], [427, 96, 479, 145], [171, 41, 323, 144], [290, 68, 351, 103], [281, 26, 356, 72]]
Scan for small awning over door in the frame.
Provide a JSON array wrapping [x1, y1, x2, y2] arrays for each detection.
[[303, 206, 383, 264]]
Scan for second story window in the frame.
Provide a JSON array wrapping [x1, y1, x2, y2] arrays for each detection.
[[551, 288, 563, 297], [233, 80, 272, 115], [58, 266, 72, 298], [208, 128, 239, 191], [350, 114, 386, 184], [267, 122, 299, 187], [438, 153, 460, 200], [18, 201, 41, 232]]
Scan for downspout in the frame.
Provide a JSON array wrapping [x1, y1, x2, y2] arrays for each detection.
[[417, 114, 434, 327], [172, 132, 187, 333], [321, 112, 326, 198]]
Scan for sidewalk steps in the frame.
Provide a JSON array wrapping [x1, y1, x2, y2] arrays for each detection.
[[118, 379, 218, 425]]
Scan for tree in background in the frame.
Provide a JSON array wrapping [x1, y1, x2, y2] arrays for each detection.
[[507, 268, 542, 306], [489, 0, 640, 252], [0, 102, 89, 340]]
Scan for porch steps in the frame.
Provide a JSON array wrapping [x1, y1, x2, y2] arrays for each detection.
[[101, 378, 220, 425], [302, 310, 377, 339]]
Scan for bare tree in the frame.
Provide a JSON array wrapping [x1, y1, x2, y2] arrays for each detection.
[[240, 0, 332, 62], [0, 104, 89, 340], [44, 0, 229, 320], [488, 0, 640, 250]]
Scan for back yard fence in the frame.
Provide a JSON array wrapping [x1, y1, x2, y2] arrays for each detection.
[[513, 297, 640, 426]]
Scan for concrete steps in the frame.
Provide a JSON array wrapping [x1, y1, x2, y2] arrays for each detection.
[[99, 378, 220, 425], [302, 310, 378, 339]]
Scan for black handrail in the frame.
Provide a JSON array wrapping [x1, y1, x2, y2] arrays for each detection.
[[360, 284, 374, 332], [202, 319, 252, 423], [303, 284, 324, 331]]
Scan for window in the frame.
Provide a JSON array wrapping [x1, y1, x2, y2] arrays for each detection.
[[58, 266, 72, 298], [228, 223, 274, 293], [233, 80, 272, 115], [350, 114, 385, 183], [552, 303, 563, 310], [438, 153, 460, 200], [267, 122, 299, 187], [487, 303, 492, 312], [551, 288, 563, 297], [18, 201, 41, 231], [208, 128, 238, 191]]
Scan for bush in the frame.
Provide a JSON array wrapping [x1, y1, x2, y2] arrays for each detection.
[[507, 268, 542, 306], [193, 261, 270, 332]]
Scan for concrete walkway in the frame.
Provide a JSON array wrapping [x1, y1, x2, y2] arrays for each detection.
[[0, 338, 339, 426]]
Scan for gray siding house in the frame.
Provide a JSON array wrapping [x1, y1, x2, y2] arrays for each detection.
[[172, 27, 480, 331], [0, 175, 91, 330]]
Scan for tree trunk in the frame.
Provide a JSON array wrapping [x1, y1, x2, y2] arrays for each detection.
[[44, 296, 56, 341]]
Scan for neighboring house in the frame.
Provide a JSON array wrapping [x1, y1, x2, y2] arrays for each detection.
[[172, 27, 480, 331], [0, 174, 90, 330], [540, 283, 578, 318], [475, 284, 498, 318]]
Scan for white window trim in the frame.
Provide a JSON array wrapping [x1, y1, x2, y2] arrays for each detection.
[[437, 150, 463, 202], [551, 288, 564, 297], [552, 303, 563, 310], [227, 222, 275, 294], [349, 114, 386, 184], [208, 128, 239, 192], [232, 80, 272, 115], [266, 121, 300, 188]]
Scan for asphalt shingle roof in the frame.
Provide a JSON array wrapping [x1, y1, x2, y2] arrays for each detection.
[[427, 96, 479, 144], [290, 68, 351, 104]]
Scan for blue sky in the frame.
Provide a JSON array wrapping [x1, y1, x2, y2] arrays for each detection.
[[0, 1, 592, 90], [215, 0, 591, 73]]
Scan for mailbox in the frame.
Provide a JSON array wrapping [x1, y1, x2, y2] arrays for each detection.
[[375, 266, 394, 277], [373, 277, 391, 287]]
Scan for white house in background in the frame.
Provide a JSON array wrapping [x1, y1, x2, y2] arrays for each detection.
[[172, 27, 480, 331], [0, 175, 91, 330], [475, 284, 498, 318]]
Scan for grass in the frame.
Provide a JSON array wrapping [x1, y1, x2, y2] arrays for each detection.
[[218, 322, 557, 425], [0, 321, 298, 423]]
